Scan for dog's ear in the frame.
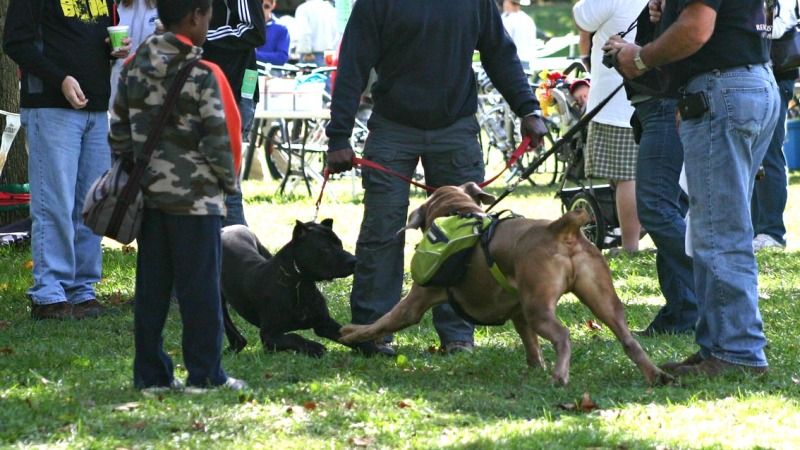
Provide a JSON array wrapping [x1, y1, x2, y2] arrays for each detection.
[[320, 218, 334, 228], [462, 181, 496, 205], [401, 205, 427, 233], [292, 220, 309, 240]]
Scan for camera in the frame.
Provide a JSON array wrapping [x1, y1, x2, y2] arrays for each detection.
[[602, 51, 617, 69]]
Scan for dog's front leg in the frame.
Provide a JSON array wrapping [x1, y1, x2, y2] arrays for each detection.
[[339, 284, 445, 344], [260, 329, 326, 358]]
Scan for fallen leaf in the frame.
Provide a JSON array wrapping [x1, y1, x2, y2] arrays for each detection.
[[0, 320, 10, 331], [0, 347, 14, 355], [586, 320, 602, 331], [578, 392, 598, 412], [263, 372, 274, 379], [426, 345, 438, 354], [112, 402, 140, 412], [24, 260, 33, 270], [397, 399, 412, 409], [121, 245, 136, 255], [349, 436, 376, 447], [303, 401, 317, 411], [343, 400, 355, 410], [191, 421, 205, 432], [107, 292, 127, 306]]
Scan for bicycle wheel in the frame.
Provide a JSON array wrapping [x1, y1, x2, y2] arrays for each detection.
[[265, 124, 289, 180], [568, 192, 606, 249], [512, 129, 561, 187]]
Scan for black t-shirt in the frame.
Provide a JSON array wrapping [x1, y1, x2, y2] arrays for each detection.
[[671, 0, 770, 86]]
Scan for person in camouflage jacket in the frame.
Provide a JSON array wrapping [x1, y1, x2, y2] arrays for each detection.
[[109, 32, 240, 215], [109, 0, 247, 392]]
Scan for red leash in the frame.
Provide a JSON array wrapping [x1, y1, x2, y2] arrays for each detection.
[[313, 136, 534, 219]]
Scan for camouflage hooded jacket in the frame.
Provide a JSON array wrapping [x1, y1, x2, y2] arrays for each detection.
[[109, 32, 241, 216]]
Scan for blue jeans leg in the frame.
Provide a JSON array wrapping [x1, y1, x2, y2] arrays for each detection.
[[680, 65, 778, 367], [134, 210, 227, 388], [352, 114, 479, 345], [635, 98, 697, 333], [21, 108, 109, 305], [751, 76, 792, 245]]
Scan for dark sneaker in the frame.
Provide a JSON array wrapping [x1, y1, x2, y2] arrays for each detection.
[[30, 301, 73, 320], [672, 355, 767, 378], [443, 341, 474, 355], [352, 340, 397, 357], [659, 351, 705, 373], [635, 326, 694, 338], [72, 299, 106, 319]]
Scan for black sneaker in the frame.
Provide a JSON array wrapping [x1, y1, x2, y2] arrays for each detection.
[[30, 302, 73, 320]]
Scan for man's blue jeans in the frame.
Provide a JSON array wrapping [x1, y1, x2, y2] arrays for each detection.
[[680, 65, 779, 367], [635, 98, 697, 333], [751, 76, 793, 245], [351, 113, 481, 346], [20, 108, 110, 305]]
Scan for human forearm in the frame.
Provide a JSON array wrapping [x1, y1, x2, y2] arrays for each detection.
[[639, 4, 715, 68]]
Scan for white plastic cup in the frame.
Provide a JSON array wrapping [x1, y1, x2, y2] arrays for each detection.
[[107, 25, 129, 51]]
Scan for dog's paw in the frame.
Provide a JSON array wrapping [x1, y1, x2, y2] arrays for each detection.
[[301, 342, 326, 358], [650, 369, 676, 387]]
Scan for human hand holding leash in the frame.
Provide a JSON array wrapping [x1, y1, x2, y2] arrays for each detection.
[[327, 147, 356, 174], [649, 0, 664, 23], [520, 115, 547, 148], [602, 36, 646, 80]]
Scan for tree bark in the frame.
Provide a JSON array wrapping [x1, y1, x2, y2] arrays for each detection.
[[0, 0, 30, 226]]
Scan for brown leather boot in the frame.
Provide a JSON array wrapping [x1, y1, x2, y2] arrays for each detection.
[[30, 302, 74, 320], [659, 351, 705, 373], [72, 299, 106, 319], [672, 355, 768, 377]]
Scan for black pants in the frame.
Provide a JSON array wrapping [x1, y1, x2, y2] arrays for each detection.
[[133, 209, 226, 388]]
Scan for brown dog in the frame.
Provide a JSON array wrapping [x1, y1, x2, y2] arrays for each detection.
[[339, 182, 672, 386]]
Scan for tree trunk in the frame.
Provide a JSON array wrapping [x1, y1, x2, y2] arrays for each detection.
[[0, 0, 30, 226]]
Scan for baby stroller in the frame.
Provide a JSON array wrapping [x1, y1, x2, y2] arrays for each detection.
[[534, 64, 622, 250]]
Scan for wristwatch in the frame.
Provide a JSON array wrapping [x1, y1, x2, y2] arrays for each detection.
[[633, 49, 649, 71]]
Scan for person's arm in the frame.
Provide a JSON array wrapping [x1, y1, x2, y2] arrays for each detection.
[[256, 26, 290, 65], [603, 1, 716, 79], [3, 0, 69, 95], [205, 0, 266, 49], [325, 0, 381, 168], [578, 30, 592, 71], [198, 64, 239, 193], [477, 0, 538, 118]]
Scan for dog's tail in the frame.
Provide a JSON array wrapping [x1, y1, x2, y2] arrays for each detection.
[[547, 209, 591, 239]]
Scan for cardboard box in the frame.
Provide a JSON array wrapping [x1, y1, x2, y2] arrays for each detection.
[[260, 77, 295, 112], [294, 83, 325, 111]]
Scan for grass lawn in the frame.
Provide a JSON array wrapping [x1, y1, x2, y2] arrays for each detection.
[[1, 171, 800, 449]]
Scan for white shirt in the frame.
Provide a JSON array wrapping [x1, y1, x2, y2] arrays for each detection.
[[275, 14, 302, 57], [573, 0, 647, 127], [294, 0, 339, 54], [109, 1, 159, 109], [502, 10, 537, 67], [772, 0, 800, 39]]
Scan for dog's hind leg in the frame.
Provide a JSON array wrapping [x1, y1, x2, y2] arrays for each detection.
[[511, 313, 545, 369], [221, 294, 247, 353], [339, 285, 445, 344], [572, 270, 673, 386], [516, 282, 572, 385]]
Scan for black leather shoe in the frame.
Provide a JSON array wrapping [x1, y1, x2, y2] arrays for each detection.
[[72, 299, 106, 319], [30, 302, 74, 320], [352, 341, 397, 357]]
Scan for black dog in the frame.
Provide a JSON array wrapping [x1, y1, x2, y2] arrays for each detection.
[[220, 220, 372, 357]]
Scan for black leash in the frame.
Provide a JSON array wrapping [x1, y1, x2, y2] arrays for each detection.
[[485, 82, 624, 212]]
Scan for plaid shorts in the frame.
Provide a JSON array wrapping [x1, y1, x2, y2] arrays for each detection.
[[584, 121, 638, 180]]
